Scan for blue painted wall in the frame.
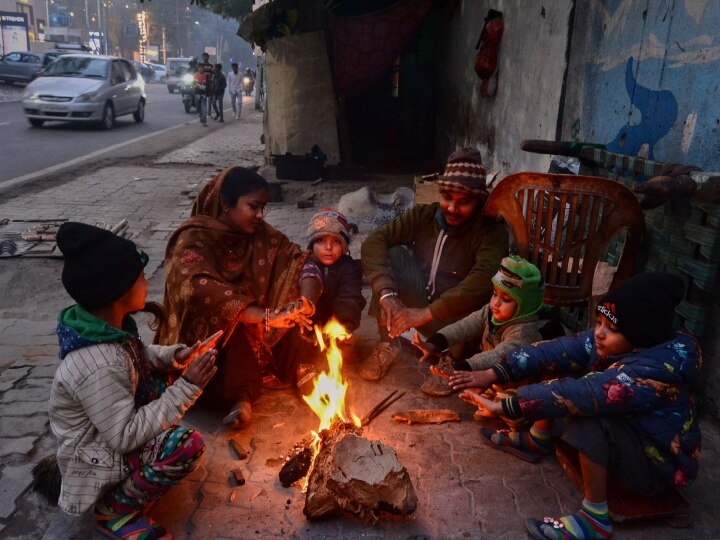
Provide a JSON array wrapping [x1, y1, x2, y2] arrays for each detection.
[[576, 1, 720, 172]]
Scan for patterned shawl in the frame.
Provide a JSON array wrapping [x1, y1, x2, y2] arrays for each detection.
[[155, 170, 309, 361]]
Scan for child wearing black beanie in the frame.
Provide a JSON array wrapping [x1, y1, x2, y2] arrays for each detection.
[[457, 272, 701, 539], [47, 222, 219, 538]]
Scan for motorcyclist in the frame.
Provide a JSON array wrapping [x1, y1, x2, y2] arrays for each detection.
[[243, 67, 255, 96], [180, 57, 199, 114]]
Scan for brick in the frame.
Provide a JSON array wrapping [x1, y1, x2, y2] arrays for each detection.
[[0, 436, 36, 457], [0, 415, 48, 436]]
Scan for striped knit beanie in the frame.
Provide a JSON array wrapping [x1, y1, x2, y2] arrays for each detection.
[[306, 208, 351, 252], [436, 147, 487, 197], [490, 255, 544, 326]]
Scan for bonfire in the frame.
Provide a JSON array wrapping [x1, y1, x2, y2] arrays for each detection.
[[279, 318, 417, 523]]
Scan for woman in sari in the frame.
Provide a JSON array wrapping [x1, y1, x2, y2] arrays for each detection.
[[155, 166, 313, 429]]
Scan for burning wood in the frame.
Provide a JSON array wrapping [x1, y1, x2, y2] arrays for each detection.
[[279, 446, 313, 487], [278, 390, 405, 487], [303, 420, 417, 523], [279, 319, 417, 523]]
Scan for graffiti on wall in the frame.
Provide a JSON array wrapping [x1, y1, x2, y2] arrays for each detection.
[[605, 57, 677, 161], [581, 0, 720, 171]]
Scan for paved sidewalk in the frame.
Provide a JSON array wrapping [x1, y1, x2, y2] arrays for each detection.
[[0, 84, 23, 104], [0, 105, 719, 540]]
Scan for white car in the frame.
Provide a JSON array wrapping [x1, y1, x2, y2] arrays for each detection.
[[150, 63, 167, 83], [22, 54, 146, 129]]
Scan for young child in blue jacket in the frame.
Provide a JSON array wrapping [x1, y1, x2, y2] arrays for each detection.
[[459, 273, 701, 540]]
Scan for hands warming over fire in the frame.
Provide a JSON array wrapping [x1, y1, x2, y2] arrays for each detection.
[[458, 389, 503, 418], [268, 296, 315, 332], [411, 332, 441, 363], [380, 294, 433, 338], [175, 331, 222, 388], [448, 369, 498, 391]]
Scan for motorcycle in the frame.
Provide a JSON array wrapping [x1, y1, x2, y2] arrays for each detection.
[[242, 73, 255, 96], [180, 73, 198, 113]]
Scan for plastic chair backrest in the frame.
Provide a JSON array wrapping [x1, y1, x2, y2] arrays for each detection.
[[484, 172, 646, 308]]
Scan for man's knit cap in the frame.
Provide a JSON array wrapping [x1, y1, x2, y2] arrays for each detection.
[[437, 147, 488, 197]]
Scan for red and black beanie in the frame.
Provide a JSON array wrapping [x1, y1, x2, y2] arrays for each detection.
[[596, 273, 685, 348]]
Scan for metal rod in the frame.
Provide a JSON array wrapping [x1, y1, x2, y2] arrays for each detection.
[[360, 390, 397, 426], [361, 390, 405, 427]]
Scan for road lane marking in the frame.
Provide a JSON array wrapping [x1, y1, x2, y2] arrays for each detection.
[[0, 122, 10, 126], [0, 118, 205, 194]]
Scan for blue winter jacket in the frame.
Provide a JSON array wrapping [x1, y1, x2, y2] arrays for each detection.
[[492, 330, 702, 488]]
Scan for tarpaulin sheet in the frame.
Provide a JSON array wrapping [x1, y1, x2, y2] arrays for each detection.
[[328, 0, 435, 96]]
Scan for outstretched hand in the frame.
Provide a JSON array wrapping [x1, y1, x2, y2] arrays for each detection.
[[175, 330, 223, 366], [268, 297, 314, 332], [411, 332, 440, 363], [381, 294, 432, 338], [182, 348, 218, 388], [448, 368, 497, 392], [458, 389, 502, 417]]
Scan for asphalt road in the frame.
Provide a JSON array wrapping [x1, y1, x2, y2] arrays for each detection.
[[0, 83, 234, 184]]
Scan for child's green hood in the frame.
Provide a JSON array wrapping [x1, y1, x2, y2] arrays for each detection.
[[57, 305, 138, 359]]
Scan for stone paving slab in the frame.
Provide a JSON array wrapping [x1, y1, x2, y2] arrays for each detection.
[[0, 104, 718, 540]]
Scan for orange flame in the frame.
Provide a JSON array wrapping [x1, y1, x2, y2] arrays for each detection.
[[303, 318, 355, 432]]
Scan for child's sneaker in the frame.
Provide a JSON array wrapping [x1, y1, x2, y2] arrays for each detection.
[[95, 511, 170, 539], [421, 375, 454, 396], [359, 341, 401, 381], [421, 356, 455, 396]]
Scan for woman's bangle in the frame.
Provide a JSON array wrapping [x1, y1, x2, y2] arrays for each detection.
[[379, 291, 398, 304], [264, 307, 270, 333]]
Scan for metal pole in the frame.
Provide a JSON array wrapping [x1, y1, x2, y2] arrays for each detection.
[[45, 0, 50, 40], [103, 2, 108, 54], [84, 0, 90, 40], [96, 0, 102, 53]]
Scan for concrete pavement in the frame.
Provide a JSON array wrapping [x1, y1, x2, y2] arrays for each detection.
[[0, 104, 719, 540]]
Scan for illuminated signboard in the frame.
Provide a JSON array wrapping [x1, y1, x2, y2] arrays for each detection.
[[0, 11, 30, 56]]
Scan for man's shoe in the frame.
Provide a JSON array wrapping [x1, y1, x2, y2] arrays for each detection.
[[359, 341, 401, 381], [222, 401, 252, 429], [218, 118, 224, 122]]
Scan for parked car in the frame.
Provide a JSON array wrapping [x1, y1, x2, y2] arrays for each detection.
[[22, 54, 146, 129], [132, 61, 154, 83], [150, 63, 167, 83], [0, 51, 65, 84], [165, 57, 192, 93]]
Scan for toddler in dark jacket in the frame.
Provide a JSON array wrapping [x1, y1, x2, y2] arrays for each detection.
[[299, 209, 366, 363], [462, 273, 701, 540]]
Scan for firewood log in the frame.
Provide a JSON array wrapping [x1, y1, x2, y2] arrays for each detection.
[[304, 421, 417, 523]]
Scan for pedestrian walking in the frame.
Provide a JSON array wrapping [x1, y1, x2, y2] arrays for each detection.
[[228, 62, 243, 120], [211, 63, 227, 122]]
